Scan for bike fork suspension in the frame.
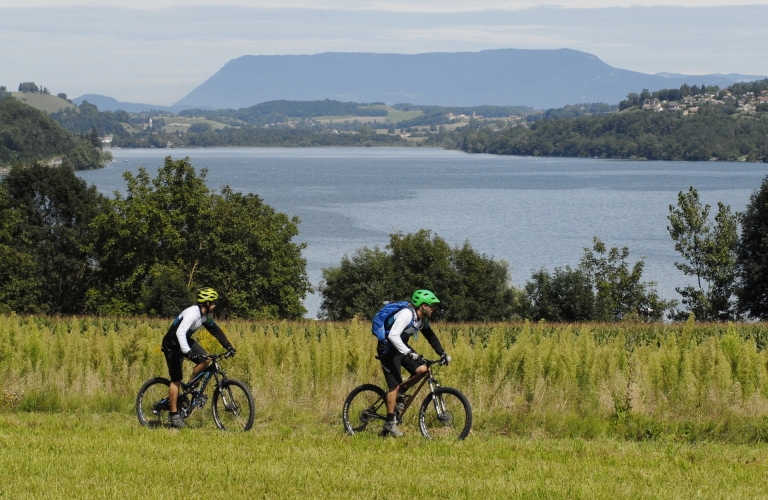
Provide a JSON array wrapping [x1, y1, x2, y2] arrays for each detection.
[[429, 379, 447, 418]]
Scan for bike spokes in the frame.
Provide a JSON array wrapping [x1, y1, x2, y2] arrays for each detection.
[[212, 379, 255, 431], [419, 387, 472, 440], [342, 385, 387, 435], [136, 378, 171, 428]]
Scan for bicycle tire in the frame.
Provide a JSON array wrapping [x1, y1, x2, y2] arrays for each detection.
[[212, 379, 255, 431], [418, 387, 472, 440], [342, 384, 387, 436], [136, 377, 171, 428]]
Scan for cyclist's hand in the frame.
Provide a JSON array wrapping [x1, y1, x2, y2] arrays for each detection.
[[225, 347, 237, 358], [406, 350, 420, 361], [187, 352, 207, 364], [440, 352, 451, 366]]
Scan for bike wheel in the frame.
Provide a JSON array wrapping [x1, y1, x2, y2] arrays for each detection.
[[212, 379, 255, 431], [136, 377, 171, 428], [418, 387, 472, 440], [342, 384, 387, 436]]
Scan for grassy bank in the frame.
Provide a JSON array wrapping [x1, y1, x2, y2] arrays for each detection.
[[2, 315, 768, 442], [1, 413, 767, 499]]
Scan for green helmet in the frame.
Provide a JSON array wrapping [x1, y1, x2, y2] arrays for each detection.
[[197, 287, 219, 304], [411, 289, 440, 307]]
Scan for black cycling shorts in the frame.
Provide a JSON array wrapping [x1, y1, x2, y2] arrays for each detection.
[[162, 341, 208, 382], [378, 343, 423, 389]]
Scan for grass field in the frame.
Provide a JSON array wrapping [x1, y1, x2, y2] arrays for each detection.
[[1, 413, 766, 499], [161, 115, 230, 131], [12, 92, 74, 113], [3, 316, 768, 497], [3, 316, 768, 441], [384, 109, 423, 123], [311, 115, 390, 125]]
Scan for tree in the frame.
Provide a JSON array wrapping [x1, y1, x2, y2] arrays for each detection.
[[736, 175, 768, 318], [523, 266, 594, 322], [0, 184, 42, 313], [580, 238, 670, 321], [319, 230, 522, 321], [18, 82, 39, 93], [519, 238, 671, 322], [89, 126, 101, 148], [667, 187, 739, 320], [0, 163, 108, 313], [88, 156, 311, 319]]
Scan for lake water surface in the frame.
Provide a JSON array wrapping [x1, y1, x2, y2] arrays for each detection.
[[76, 148, 768, 318]]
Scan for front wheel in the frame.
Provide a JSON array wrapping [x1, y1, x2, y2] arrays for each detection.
[[418, 387, 472, 440], [212, 379, 255, 431], [136, 377, 171, 428], [342, 384, 387, 435]]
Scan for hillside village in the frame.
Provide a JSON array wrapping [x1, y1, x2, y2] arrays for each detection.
[[635, 88, 768, 115]]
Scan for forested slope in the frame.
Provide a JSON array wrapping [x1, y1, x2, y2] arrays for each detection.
[[0, 97, 107, 169], [444, 106, 768, 161]]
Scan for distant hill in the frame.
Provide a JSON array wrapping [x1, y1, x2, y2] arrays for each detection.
[[72, 94, 188, 113], [12, 92, 74, 114], [173, 49, 767, 110]]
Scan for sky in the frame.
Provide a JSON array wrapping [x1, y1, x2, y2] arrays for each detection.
[[1, 1, 767, 105]]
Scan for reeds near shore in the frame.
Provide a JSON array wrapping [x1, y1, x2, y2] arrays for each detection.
[[2, 314, 768, 441]]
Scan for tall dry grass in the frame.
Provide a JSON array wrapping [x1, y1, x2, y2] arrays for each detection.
[[2, 314, 768, 441]]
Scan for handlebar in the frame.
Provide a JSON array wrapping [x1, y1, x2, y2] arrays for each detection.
[[421, 357, 444, 366], [205, 351, 235, 361]]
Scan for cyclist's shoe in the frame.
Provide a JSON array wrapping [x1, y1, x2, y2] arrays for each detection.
[[383, 420, 403, 437], [168, 414, 186, 429]]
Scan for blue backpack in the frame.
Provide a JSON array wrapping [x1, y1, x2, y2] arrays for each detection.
[[371, 302, 416, 346]]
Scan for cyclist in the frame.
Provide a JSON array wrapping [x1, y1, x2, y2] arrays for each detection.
[[378, 289, 451, 437], [161, 287, 236, 429]]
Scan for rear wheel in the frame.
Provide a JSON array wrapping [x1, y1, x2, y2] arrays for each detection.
[[136, 377, 171, 428], [342, 384, 387, 435], [418, 387, 472, 440], [212, 379, 255, 431]]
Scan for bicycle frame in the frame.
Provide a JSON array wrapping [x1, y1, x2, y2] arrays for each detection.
[[173, 355, 229, 418], [395, 359, 441, 417]]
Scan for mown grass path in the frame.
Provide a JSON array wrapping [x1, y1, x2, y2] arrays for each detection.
[[0, 413, 766, 499]]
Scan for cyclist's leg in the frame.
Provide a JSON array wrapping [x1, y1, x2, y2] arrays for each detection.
[[379, 347, 404, 415], [187, 342, 210, 383], [398, 354, 427, 392], [163, 346, 184, 413]]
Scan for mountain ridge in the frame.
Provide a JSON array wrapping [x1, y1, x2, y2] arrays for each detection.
[[172, 48, 766, 110]]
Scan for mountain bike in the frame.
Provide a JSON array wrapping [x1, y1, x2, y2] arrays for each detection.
[[342, 358, 472, 440], [136, 352, 255, 431]]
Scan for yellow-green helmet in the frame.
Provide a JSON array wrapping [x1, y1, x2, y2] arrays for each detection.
[[411, 289, 440, 307], [197, 287, 219, 304]]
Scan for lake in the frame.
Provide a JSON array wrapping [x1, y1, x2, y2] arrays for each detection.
[[76, 148, 768, 318]]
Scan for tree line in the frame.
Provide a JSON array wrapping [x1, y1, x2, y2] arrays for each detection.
[[178, 99, 388, 127], [319, 175, 768, 323], [0, 157, 312, 319], [3, 152, 768, 323], [432, 107, 768, 162]]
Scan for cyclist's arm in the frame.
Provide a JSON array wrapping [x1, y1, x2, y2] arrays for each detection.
[[421, 325, 445, 356], [203, 318, 234, 351], [386, 309, 414, 355], [175, 314, 196, 354]]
